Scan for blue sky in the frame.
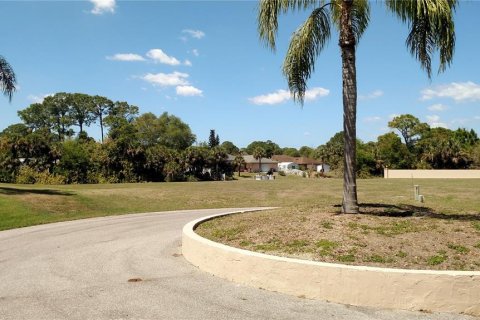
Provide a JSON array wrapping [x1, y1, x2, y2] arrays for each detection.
[[1, 1, 479, 149]]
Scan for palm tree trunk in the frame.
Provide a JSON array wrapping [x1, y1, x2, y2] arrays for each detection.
[[340, 0, 359, 214]]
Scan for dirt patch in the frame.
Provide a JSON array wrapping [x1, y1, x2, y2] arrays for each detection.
[[196, 206, 480, 271]]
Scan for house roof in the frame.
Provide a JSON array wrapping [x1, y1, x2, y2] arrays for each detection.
[[272, 155, 323, 165], [243, 155, 278, 164]]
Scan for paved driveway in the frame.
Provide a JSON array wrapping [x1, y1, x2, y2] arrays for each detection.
[[0, 208, 473, 320]]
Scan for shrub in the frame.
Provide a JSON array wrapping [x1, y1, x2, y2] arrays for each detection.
[[16, 166, 65, 185]]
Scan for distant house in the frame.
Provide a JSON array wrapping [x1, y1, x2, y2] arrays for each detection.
[[242, 155, 278, 173], [272, 155, 323, 171], [278, 162, 299, 171]]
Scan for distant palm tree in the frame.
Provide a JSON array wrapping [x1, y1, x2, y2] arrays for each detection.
[[233, 153, 246, 177], [258, 0, 456, 213], [252, 146, 266, 173], [0, 55, 16, 102]]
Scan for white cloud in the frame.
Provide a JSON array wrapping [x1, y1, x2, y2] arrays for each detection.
[[106, 53, 145, 61], [426, 115, 449, 128], [249, 87, 329, 105], [182, 29, 205, 39], [304, 87, 330, 101], [359, 90, 383, 101], [420, 81, 480, 102], [146, 49, 181, 66], [364, 116, 382, 123], [27, 93, 53, 103], [475, 116, 480, 120], [90, 0, 115, 15], [304, 131, 311, 136], [184, 59, 192, 67], [176, 85, 203, 97], [142, 72, 189, 87], [249, 90, 291, 105], [427, 103, 448, 112], [192, 49, 199, 57]]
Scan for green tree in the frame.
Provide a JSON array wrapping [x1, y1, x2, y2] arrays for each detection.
[[220, 141, 239, 154], [252, 146, 266, 173], [43, 93, 75, 140], [282, 147, 301, 157], [388, 114, 429, 150], [0, 55, 16, 101], [258, 0, 456, 213], [68, 93, 96, 135], [299, 146, 314, 158], [245, 140, 280, 157], [233, 153, 246, 177], [91, 95, 113, 143], [18, 103, 52, 131], [208, 129, 220, 148], [134, 112, 196, 150], [376, 132, 412, 169]]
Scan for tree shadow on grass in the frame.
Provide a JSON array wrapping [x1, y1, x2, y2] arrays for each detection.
[[0, 186, 74, 196], [334, 203, 480, 222]]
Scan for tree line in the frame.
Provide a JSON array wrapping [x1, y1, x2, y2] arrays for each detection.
[[0, 93, 234, 184], [1, 92, 479, 184]]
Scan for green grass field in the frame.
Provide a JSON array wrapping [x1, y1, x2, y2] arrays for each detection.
[[1, 176, 479, 231]]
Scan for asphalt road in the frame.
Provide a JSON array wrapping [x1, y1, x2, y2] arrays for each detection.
[[0, 208, 475, 320]]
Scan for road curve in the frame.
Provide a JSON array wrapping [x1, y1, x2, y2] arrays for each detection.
[[0, 208, 473, 320]]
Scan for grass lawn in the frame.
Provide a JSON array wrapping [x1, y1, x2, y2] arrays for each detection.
[[1, 175, 479, 270]]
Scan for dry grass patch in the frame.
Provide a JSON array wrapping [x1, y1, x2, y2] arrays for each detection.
[[196, 205, 480, 271]]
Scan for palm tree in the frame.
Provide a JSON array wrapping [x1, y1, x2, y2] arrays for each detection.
[[252, 146, 266, 173], [0, 55, 16, 102], [258, 0, 456, 213], [233, 153, 246, 177]]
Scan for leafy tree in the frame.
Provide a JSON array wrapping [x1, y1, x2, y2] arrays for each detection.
[[104, 101, 139, 133], [220, 141, 239, 154], [314, 132, 344, 171], [252, 146, 266, 173], [43, 93, 75, 140], [68, 93, 96, 134], [245, 140, 280, 157], [416, 127, 471, 169], [258, 0, 456, 213], [0, 55, 16, 101], [134, 112, 195, 150], [453, 128, 479, 148], [55, 139, 92, 184], [18, 103, 52, 132], [91, 95, 113, 143], [299, 146, 314, 158], [282, 147, 300, 157], [388, 114, 429, 150], [376, 132, 412, 169]]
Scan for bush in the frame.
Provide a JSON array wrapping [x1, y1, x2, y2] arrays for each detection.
[[16, 166, 65, 185]]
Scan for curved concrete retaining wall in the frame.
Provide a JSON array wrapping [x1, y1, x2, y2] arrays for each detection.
[[182, 211, 480, 317]]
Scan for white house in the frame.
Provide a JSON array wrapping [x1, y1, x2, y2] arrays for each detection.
[[278, 162, 299, 171]]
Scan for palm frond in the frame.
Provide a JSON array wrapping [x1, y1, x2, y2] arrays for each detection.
[[386, 0, 457, 78], [282, 6, 331, 104], [258, 0, 321, 50], [0, 55, 16, 102], [331, 0, 370, 44]]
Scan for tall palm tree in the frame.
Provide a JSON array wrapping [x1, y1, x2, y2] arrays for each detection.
[[0, 55, 16, 102], [258, 0, 456, 213]]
